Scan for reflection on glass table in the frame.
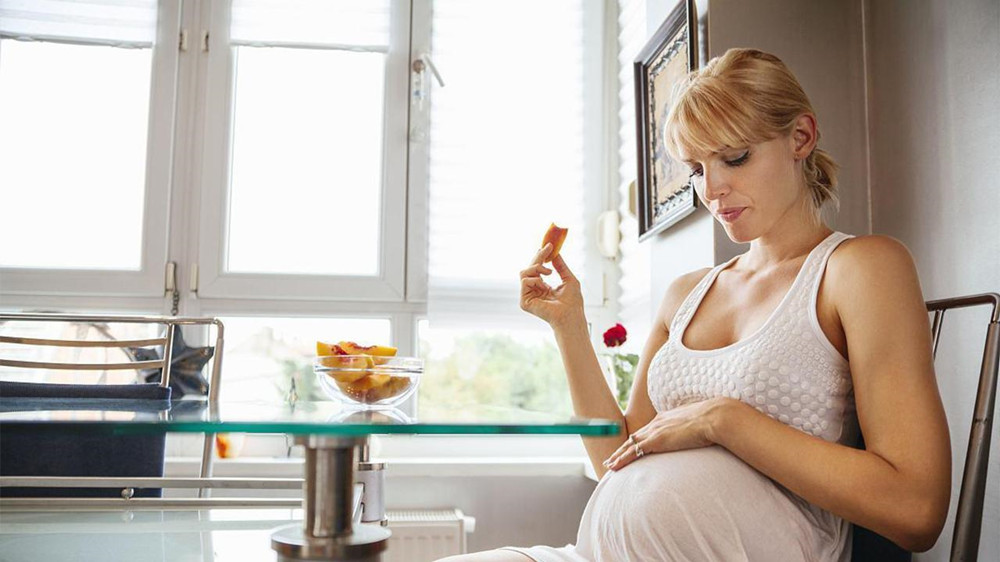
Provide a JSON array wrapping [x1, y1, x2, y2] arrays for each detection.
[[0, 508, 300, 562], [0, 399, 619, 561]]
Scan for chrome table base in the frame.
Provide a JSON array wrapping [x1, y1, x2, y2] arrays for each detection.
[[272, 436, 389, 561]]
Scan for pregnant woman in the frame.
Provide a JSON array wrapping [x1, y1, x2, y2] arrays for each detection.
[[441, 48, 952, 561]]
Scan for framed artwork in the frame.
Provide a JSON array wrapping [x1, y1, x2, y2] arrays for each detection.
[[634, 0, 699, 241]]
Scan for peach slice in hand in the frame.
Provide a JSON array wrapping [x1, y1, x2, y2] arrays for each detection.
[[541, 223, 568, 263]]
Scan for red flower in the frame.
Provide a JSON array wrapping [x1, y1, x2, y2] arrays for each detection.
[[603, 323, 627, 348]]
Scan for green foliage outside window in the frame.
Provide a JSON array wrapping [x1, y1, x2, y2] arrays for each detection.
[[418, 332, 572, 418]]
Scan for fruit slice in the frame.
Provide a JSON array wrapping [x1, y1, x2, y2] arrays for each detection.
[[541, 223, 568, 262], [319, 354, 373, 368], [320, 355, 373, 383], [215, 433, 242, 459], [316, 341, 348, 356], [337, 341, 397, 357]]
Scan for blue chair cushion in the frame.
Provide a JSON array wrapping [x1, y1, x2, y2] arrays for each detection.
[[0, 382, 171, 498]]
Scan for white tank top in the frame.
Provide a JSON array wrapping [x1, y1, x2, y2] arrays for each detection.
[[647, 231, 859, 445]]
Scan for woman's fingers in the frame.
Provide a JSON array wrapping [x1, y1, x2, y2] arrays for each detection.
[[521, 277, 550, 294], [551, 254, 577, 284], [519, 263, 553, 279], [531, 243, 553, 266], [604, 433, 650, 471]]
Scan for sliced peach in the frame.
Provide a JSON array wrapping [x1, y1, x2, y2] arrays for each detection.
[[338, 341, 398, 357], [352, 373, 392, 392], [329, 370, 368, 384], [215, 434, 238, 459], [316, 341, 348, 356], [319, 355, 373, 368], [541, 223, 568, 262], [335, 379, 366, 401]]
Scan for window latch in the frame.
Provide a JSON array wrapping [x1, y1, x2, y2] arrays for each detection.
[[412, 54, 445, 110], [165, 262, 180, 315]]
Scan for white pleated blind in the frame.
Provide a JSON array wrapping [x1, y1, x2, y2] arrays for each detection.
[[0, 0, 157, 47], [616, 0, 651, 349], [426, 0, 591, 322], [230, 0, 390, 50]]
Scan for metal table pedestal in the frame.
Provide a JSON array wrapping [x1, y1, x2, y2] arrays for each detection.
[[271, 436, 390, 561]]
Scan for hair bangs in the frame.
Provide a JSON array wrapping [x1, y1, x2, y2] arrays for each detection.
[[665, 76, 769, 163]]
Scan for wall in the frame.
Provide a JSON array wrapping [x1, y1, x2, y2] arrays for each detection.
[[866, 0, 1000, 559], [385, 474, 595, 552], [645, 0, 1000, 560], [645, 0, 871, 304]]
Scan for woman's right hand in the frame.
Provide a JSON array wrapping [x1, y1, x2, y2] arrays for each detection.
[[519, 243, 586, 330]]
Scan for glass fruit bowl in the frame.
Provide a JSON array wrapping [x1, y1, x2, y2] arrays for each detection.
[[314, 355, 422, 409]]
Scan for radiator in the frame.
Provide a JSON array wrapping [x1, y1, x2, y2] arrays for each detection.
[[383, 508, 474, 562]]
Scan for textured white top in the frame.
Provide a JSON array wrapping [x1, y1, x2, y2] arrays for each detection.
[[506, 231, 858, 562], [649, 230, 858, 445]]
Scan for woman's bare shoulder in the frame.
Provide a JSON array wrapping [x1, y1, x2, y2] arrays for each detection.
[[827, 234, 923, 309], [655, 267, 714, 332], [829, 234, 917, 279]]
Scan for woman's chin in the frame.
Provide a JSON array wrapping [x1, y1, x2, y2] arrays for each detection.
[[720, 223, 754, 244]]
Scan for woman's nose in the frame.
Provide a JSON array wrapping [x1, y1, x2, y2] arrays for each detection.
[[700, 169, 729, 201]]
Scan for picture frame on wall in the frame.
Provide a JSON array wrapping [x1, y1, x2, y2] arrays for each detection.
[[634, 0, 699, 241]]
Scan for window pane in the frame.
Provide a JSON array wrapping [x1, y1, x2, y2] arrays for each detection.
[[226, 48, 384, 275], [417, 320, 572, 418], [0, 40, 150, 270], [219, 316, 391, 403], [427, 0, 588, 286]]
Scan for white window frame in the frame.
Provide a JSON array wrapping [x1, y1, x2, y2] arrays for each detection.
[[3, 0, 627, 463], [191, 0, 411, 303], [406, 0, 618, 315], [0, 0, 182, 304]]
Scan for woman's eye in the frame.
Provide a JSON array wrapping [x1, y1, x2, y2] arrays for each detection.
[[726, 150, 750, 167], [688, 167, 704, 178]]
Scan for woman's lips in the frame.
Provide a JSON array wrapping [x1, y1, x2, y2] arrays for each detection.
[[718, 208, 746, 223]]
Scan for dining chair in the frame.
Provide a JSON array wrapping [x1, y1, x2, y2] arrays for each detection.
[[0, 313, 224, 498], [0, 381, 172, 497], [851, 293, 999, 562]]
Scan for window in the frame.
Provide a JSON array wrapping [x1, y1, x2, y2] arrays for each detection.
[[0, 1, 625, 450], [0, 0, 179, 298], [193, 0, 410, 301], [219, 316, 391, 403], [615, 0, 652, 346]]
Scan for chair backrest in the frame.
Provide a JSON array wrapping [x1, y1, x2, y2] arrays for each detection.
[[0, 313, 226, 497], [851, 293, 999, 562]]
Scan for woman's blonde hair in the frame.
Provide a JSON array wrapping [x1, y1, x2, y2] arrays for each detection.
[[664, 48, 839, 214]]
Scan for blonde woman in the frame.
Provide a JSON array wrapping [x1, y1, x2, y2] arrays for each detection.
[[441, 48, 951, 561]]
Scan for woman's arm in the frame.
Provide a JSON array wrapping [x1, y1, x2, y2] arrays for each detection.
[[521, 244, 709, 478], [710, 236, 951, 552], [563, 267, 709, 479]]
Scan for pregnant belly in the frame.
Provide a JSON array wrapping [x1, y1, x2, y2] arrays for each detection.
[[576, 446, 846, 561]]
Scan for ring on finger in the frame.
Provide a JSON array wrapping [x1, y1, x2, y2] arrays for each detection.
[[634, 443, 644, 458], [627, 434, 636, 446]]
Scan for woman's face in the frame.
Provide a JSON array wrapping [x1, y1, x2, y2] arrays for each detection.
[[678, 132, 806, 244]]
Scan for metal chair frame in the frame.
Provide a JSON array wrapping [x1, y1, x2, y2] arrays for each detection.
[[0, 312, 226, 497], [925, 294, 999, 561]]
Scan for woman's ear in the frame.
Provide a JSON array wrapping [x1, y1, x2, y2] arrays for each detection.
[[791, 113, 818, 161]]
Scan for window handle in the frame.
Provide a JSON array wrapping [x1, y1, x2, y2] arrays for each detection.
[[420, 54, 445, 88], [412, 54, 445, 111]]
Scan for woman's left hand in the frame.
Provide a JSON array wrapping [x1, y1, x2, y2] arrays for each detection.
[[603, 396, 737, 471]]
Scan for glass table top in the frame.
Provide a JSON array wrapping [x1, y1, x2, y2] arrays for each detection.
[[0, 398, 620, 436], [0, 507, 300, 562]]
